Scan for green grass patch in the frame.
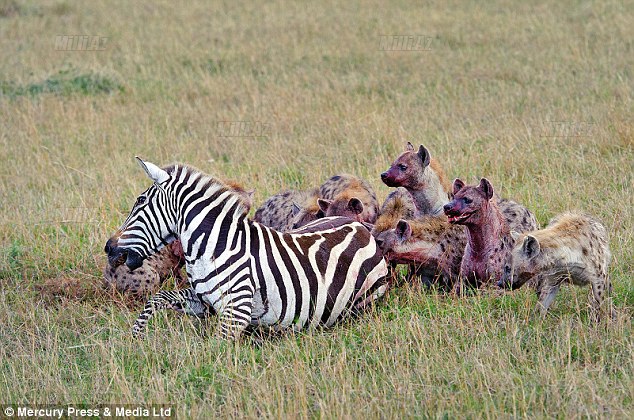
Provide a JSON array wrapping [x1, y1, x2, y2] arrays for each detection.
[[1, 69, 123, 98]]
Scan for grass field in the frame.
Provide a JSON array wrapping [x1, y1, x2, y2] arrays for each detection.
[[0, 0, 632, 417]]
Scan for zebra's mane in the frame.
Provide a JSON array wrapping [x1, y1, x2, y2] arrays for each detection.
[[164, 163, 249, 216]]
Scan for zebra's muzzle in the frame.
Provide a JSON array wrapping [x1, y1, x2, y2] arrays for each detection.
[[123, 249, 144, 271], [106, 245, 128, 268]]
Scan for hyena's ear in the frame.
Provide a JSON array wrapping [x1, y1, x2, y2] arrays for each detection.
[[136, 157, 169, 184], [417, 145, 431, 168], [396, 219, 412, 242], [317, 199, 332, 213], [510, 230, 521, 242], [522, 235, 540, 259], [291, 202, 302, 216], [478, 178, 494, 200], [452, 178, 465, 195], [347, 197, 364, 215], [406, 141, 415, 152]]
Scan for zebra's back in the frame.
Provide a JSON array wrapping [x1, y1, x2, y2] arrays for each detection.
[[247, 217, 388, 329]]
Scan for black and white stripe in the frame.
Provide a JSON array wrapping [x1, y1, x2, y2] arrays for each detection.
[[108, 162, 389, 339], [132, 288, 212, 337]]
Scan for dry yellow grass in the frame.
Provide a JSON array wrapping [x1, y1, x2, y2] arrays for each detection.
[[0, 0, 632, 417]]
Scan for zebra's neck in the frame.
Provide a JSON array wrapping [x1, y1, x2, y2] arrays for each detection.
[[175, 186, 250, 263]]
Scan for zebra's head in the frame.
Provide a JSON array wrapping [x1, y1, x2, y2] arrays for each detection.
[[105, 157, 178, 270]]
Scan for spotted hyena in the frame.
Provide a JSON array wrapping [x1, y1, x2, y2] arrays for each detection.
[[290, 195, 324, 230], [372, 213, 466, 291], [379, 187, 420, 220], [497, 212, 614, 321], [381, 142, 538, 232], [103, 239, 186, 297], [381, 142, 451, 216], [254, 188, 320, 232], [317, 174, 379, 224], [370, 192, 421, 284], [443, 178, 515, 289]]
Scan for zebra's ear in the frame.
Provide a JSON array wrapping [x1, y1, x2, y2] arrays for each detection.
[[136, 157, 169, 184]]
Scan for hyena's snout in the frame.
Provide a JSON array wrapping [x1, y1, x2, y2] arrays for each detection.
[[380, 169, 400, 187], [443, 201, 458, 216]]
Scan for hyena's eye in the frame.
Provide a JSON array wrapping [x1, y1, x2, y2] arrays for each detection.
[[505, 265, 511, 274], [398, 164, 407, 171], [463, 198, 472, 204], [135, 196, 147, 206]]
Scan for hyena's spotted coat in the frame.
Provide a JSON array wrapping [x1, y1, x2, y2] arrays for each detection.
[[372, 210, 466, 290], [254, 188, 321, 232], [498, 212, 614, 321], [103, 240, 186, 296], [379, 187, 420, 220]]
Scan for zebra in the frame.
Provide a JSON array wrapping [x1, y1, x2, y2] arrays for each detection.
[[105, 158, 389, 340], [132, 288, 213, 337]]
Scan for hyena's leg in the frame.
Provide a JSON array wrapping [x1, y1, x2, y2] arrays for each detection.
[[590, 274, 615, 323], [132, 288, 209, 337], [536, 283, 561, 317], [608, 277, 617, 320]]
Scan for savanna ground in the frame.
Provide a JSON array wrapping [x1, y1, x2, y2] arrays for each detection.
[[0, 0, 632, 417]]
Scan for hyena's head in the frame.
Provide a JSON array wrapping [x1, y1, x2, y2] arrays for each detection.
[[443, 178, 494, 225], [497, 232, 540, 290], [381, 142, 431, 188], [105, 158, 178, 271], [372, 220, 412, 255], [291, 202, 324, 230], [317, 197, 365, 222]]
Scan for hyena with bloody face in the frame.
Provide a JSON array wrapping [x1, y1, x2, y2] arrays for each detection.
[[497, 212, 614, 321], [443, 178, 516, 289], [381, 142, 538, 232], [381, 142, 451, 216], [372, 212, 466, 290], [317, 174, 380, 224], [253, 188, 321, 232]]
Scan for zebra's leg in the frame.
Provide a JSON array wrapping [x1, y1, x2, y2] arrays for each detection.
[[214, 292, 254, 340], [132, 288, 208, 337]]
